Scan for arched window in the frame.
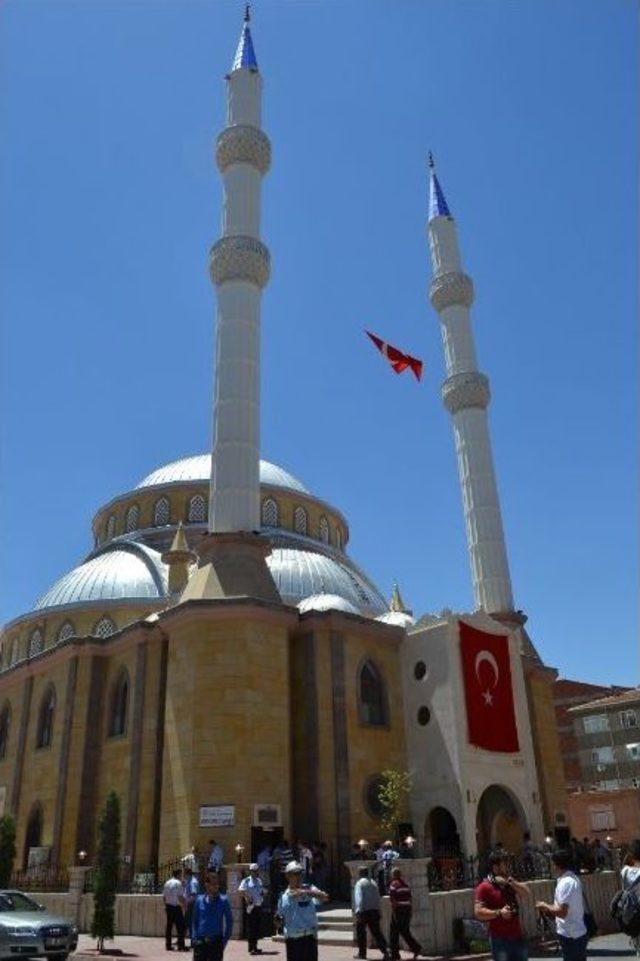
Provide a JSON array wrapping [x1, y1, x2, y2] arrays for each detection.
[[335, 528, 343, 550], [93, 617, 116, 639], [106, 515, 116, 540], [188, 494, 207, 524], [358, 660, 388, 727], [125, 504, 140, 533], [36, 686, 55, 749], [9, 639, 18, 666], [319, 516, 330, 544], [153, 496, 170, 527], [108, 669, 129, 738], [57, 621, 76, 643], [28, 629, 44, 659], [261, 498, 279, 528], [0, 703, 11, 759], [293, 506, 308, 536]]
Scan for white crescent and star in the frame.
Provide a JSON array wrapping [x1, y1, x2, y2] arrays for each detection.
[[474, 650, 500, 707]]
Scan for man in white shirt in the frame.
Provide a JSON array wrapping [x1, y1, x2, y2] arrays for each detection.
[[536, 850, 587, 961], [239, 863, 265, 955], [207, 839, 224, 872], [163, 869, 187, 952]]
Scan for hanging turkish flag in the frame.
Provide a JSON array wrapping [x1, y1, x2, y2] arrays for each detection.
[[459, 621, 520, 753], [365, 330, 423, 382]]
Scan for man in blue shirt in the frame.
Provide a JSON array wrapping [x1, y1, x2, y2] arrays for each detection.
[[277, 860, 328, 961], [192, 873, 233, 961]]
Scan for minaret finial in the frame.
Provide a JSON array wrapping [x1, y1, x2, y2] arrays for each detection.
[[232, 4, 258, 72], [428, 153, 451, 221]]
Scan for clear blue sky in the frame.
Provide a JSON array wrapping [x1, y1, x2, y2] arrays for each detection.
[[1, 0, 636, 686]]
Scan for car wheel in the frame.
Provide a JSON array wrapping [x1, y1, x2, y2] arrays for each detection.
[[46, 955, 69, 961]]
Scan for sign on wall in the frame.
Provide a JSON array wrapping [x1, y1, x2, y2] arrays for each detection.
[[199, 805, 235, 828]]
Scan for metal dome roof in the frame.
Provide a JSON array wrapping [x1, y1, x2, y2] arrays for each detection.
[[136, 455, 308, 494], [35, 542, 167, 610], [266, 535, 386, 618], [298, 594, 360, 616], [376, 610, 415, 629]]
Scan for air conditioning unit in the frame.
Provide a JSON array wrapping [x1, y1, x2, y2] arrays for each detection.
[[253, 804, 282, 828]]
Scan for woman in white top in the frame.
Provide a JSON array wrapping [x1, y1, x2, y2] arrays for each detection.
[[622, 840, 640, 956], [536, 850, 587, 961]]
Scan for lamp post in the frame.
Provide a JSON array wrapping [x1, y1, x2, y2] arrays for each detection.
[[235, 842, 245, 863], [77, 850, 87, 865]]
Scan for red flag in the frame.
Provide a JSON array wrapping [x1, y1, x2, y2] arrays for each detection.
[[459, 621, 520, 753], [365, 330, 423, 382]]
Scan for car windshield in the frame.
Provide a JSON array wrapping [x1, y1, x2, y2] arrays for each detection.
[[0, 892, 41, 912]]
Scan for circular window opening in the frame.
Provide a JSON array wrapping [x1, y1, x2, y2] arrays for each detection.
[[414, 661, 427, 681], [364, 775, 386, 818], [417, 706, 431, 726]]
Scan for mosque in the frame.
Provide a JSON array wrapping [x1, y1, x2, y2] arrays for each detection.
[[0, 11, 569, 875]]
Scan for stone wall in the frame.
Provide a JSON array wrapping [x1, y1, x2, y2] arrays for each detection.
[[346, 860, 620, 956]]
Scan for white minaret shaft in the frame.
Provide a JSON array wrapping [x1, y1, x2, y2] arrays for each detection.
[[427, 157, 514, 614], [208, 8, 271, 533]]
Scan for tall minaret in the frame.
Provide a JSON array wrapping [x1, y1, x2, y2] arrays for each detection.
[[427, 155, 515, 616], [183, 6, 279, 603], [209, 5, 271, 534]]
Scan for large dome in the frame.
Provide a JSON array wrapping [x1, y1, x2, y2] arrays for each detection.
[[35, 543, 167, 610], [137, 455, 308, 494]]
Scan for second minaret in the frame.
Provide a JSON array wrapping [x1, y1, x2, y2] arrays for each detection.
[[209, 8, 271, 533], [427, 156, 515, 616]]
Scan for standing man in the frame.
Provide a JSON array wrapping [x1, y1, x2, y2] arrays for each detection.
[[380, 841, 400, 895], [353, 866, 390, 960], [183, 867, 200, 949], [239, 863, 265, 955], [474, 851, 530, 961], [163, 868, 187, 952], [536, 851, 588, 961], [192, 872, 233, 961], [277, 860, 329, 961], [388, 867, 422, 960], [207, 839, 224, 873]]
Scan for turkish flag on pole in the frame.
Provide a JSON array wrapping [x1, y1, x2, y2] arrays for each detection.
[[459, 621, 520, 753], [365, 331, 423, 382]]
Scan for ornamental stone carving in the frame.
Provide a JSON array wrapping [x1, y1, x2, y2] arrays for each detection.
[[441, 371, 490, 414], [210, 235, 271, 288], [216, 125, 271, 175], [429, 270, 474, 312]]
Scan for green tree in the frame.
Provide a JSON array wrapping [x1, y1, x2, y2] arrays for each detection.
[[91, 791, 121, 952], [0, 815, 16, 887], [377, 769, 412, 835]]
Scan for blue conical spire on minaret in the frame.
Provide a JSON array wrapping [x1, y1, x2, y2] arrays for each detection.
[[428, 152, 451, 221], [232, 5, 258, 72]]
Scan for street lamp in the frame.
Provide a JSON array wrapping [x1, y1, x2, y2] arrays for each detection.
[[235, 842, 245, 861], [77, 850, 87, 865], [404, 836, 416, 848], [357, 838, 368, 852]]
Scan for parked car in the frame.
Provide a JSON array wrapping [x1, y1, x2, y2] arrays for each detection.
[[0, 890, 78, 960]]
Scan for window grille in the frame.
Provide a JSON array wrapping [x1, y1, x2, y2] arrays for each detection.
[[319, 516, 330, 544], [153, 497, 170, 527], [125, 505, 140, 533], [28, 629, 44, 658], [94, 617, 116, 639], [188, 494, 207, 524], [293, 506, 308, 535], [57, 622, 76, 643], [261, 498, 279, 527]]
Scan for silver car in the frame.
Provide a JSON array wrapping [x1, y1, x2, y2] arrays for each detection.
[[0, 890, 78, 960]]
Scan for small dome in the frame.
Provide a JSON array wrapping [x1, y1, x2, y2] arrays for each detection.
[[267, 536, 386, 618], [35, 543, 167, 610], [376, 611, 415, 628], [136, 455, 308, 494], [298, 594, 360, 616]]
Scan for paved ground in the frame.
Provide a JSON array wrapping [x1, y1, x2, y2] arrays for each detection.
[[73, 932, 637, 961]]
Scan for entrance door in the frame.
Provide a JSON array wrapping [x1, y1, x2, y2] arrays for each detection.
[[251, 825, 283, 861]]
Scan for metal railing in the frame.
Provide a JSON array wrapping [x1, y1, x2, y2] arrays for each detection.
[[10, 866, 70, 892]]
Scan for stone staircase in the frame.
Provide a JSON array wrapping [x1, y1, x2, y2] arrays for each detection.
[[271, 903, 354, 947]]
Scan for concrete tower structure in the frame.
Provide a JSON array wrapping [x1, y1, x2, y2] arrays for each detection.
[[427, 156, 514, 617], [209, 6, 271, 534]]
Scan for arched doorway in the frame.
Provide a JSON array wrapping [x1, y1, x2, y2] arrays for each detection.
[[476, 785, 526, 855], [23, 804, 43, 870], [427, 806, 461, 856]]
